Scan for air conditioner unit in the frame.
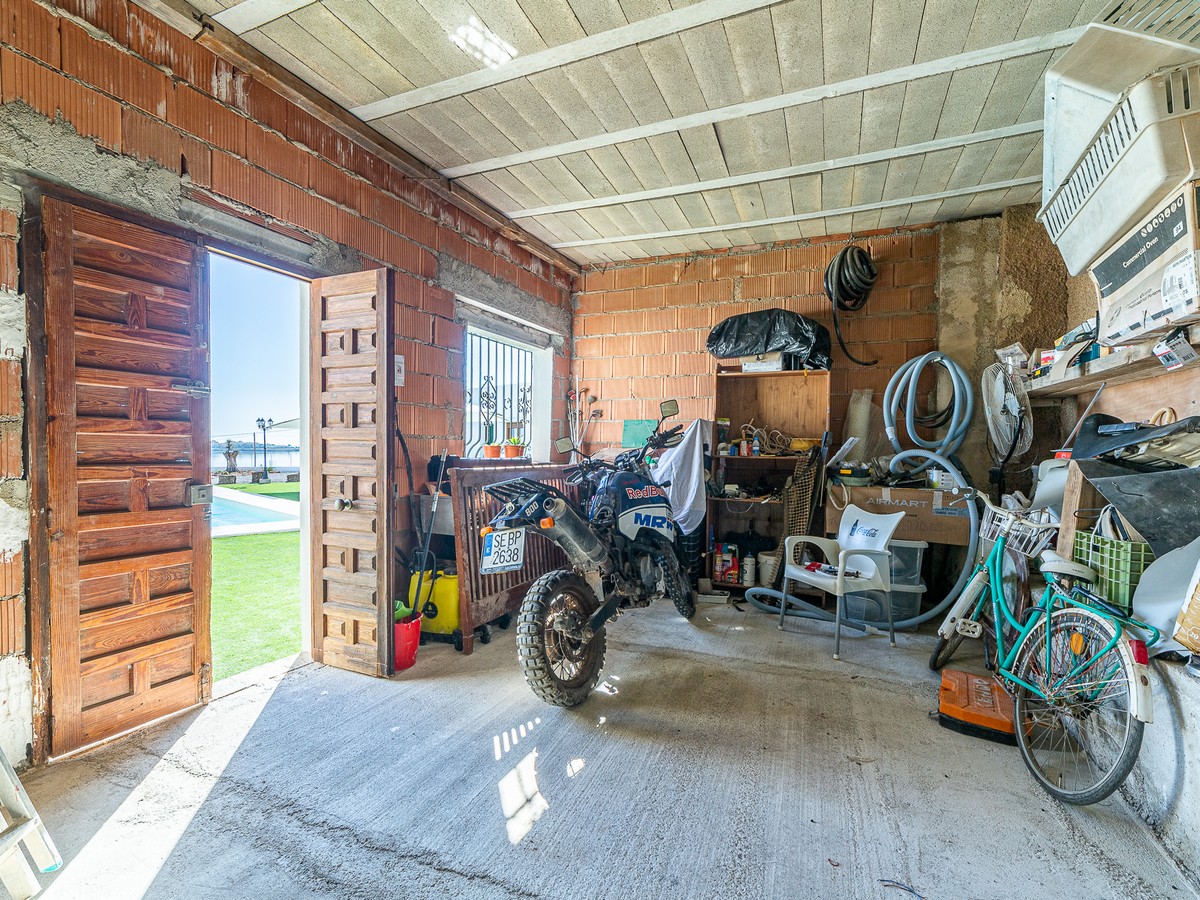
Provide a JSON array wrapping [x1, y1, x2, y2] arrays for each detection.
[[1039, 1, 1200, 275]]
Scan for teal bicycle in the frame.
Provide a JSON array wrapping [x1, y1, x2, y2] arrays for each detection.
[[930, 489, 1159, 805]]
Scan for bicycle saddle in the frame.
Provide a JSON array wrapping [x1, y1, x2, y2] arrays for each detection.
[[1039, 549, 1097, 583]]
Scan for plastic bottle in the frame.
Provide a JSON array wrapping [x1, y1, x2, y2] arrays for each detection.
[[741, 556, 756, 585], [752, 435, 761, 456]]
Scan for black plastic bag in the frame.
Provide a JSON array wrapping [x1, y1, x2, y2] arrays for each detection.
[[706, 308, 831, 370]]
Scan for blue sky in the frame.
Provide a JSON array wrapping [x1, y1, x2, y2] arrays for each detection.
[[208, 253, 305, 445]]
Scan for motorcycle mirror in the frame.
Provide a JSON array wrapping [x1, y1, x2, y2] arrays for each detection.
[[659, 399, 679, 420], [554, 436, 576, 454]]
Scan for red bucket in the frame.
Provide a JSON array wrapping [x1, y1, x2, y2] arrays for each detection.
[[394, 615, 422, 671]]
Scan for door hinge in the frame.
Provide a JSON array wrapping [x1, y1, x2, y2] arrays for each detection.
[[169, 380, 211, 398]]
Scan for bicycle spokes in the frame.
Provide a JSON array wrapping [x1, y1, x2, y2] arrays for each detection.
[[1012, 608, 1143, 805]]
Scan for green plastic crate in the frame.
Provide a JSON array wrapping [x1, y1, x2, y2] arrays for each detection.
[[1072, 532, 1156, 614]]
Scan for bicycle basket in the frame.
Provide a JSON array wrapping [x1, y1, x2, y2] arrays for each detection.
[[978, 504, 1056, 558]]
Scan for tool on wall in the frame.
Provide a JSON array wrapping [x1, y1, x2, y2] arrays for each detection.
[[394, 426, 419, 572], [409, 448, 449, 622], [580, 408, 602, 448], [824, 245, 878, 367]]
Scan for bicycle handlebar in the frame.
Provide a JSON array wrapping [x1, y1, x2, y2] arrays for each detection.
[[947, 487, 1060, 531]]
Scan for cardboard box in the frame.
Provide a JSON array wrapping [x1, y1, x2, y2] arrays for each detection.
[[1174, 558, 1200, 654], [1091, 184, 1200, 346], [739, 351, 784, 372], [825, 486, 972, 546]]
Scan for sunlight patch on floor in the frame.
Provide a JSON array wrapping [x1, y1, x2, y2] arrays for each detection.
[[43, 670, 289, 899]]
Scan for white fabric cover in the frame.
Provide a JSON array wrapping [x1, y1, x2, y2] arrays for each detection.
[[653, 419, 710, 535], [1132, 536, 1200, 658]]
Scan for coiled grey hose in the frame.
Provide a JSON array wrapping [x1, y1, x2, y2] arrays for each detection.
[[745, 450, 980, 630], [882, 352, 974, 474]]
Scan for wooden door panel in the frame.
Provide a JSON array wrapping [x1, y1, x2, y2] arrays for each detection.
[[44, 197, 210, 756], [310, 269, 393, 676], [73, 278, 195, 335]]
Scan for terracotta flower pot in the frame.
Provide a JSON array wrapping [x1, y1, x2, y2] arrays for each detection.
[[503, 444, 525, 458], [483, 444, 502, 458]]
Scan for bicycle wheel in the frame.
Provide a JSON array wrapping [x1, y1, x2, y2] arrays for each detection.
[[1011, 607, 1143, 805], [929, 570, 989, 671]]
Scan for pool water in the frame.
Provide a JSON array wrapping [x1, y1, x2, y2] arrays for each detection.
[[211, 496, 298, 528]]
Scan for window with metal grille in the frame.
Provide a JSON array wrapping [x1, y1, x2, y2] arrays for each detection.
[[464, 329, 536, 457]]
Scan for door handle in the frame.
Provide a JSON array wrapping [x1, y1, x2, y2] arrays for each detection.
[[334, 498, 353, 511]]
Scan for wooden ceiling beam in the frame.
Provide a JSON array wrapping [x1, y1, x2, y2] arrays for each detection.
[[131, 0, 581, 275], [552, 176, 1043, 248]]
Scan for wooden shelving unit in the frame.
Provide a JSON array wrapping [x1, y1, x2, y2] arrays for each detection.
[[1028, 325, 1200, 398], [708, 367, 830, 585]]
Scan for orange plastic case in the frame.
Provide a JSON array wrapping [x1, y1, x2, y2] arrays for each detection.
[[937, 669, 1016, 745]]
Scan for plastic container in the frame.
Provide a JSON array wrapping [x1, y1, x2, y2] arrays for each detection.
[[844, 584, 926, 622], [1072, 532, 1156, 614], [757, 551, 779, 586], [888, 540, 928, 588], [409, 571, 461, 635], [394, 615, 422, 671]]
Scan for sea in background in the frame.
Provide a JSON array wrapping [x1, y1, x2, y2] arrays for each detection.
[[210, 450, 300, 472]]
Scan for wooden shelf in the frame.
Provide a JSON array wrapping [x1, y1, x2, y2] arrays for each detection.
[[717, 454, 807, 463], [708, 496, 782, 506], [715, 368, 828, 378], [1027, 325, 1200, 398]]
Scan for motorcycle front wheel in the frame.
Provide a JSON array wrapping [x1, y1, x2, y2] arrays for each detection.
[[517, 569, 607, 707], [660, 551, 695, 620]]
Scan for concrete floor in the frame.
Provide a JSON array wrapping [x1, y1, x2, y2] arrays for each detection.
[[21, 601, 1199, 900]]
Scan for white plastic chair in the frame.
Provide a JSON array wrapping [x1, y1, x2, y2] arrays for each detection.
[[778, 503, 906, 659]]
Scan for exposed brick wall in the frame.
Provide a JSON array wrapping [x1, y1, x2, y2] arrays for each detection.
[[0, 2, 578, 676], [572, 229, 939, 451]]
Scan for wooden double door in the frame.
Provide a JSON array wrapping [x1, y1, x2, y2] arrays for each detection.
[[40, 197, 394, 758]]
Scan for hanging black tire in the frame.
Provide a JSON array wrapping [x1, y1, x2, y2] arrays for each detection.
[[517, 569, 606, 707], [660, 550, 695, 620]]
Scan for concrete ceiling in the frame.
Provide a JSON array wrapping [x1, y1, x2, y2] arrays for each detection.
[[189, 0, 1110, 264]]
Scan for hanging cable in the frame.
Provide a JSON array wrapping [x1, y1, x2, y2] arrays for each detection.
[[882, 352, 974, 473], [824, 245, 878, 367]]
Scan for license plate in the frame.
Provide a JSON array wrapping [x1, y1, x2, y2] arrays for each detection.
[[481, 527, 526, 574]]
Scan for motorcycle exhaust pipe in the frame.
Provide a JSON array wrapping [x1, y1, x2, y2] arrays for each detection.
[[541, 497, 609, 571]]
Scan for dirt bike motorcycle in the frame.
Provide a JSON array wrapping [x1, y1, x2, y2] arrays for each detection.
[[479, 400, 695, 706]]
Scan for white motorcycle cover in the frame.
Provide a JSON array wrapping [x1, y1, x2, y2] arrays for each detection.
[[653, 419, 710, 536]]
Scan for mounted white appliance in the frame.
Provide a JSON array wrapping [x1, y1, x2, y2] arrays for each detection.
[[1039, 1, 1200, 275]]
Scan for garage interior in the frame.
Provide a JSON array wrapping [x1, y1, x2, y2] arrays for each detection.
[[1, 0, 1200, 897]]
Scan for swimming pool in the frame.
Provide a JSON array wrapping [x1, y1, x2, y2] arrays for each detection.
[[212, 497, 297, 528], [211, 489, 300, 538]]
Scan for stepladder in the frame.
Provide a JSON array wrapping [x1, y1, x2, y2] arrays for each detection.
[[0, 750, 60, 899]]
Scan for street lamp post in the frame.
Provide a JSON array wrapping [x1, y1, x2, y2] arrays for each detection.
[[255, 417, 273, 481]]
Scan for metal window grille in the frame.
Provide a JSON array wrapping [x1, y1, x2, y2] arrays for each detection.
[[464, 330, 534, 457]]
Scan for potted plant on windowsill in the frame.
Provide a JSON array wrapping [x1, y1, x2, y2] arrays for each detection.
[[482, 443, 502, 458], [503, 436, 526, 458]]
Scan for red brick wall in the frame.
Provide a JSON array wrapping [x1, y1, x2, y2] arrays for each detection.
[[0, 1, 579, 657], [572, 230, 939, 451]]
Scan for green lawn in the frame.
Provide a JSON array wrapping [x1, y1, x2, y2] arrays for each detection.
[[211, 531, 302, 682], [224, 481, 302, 504]]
